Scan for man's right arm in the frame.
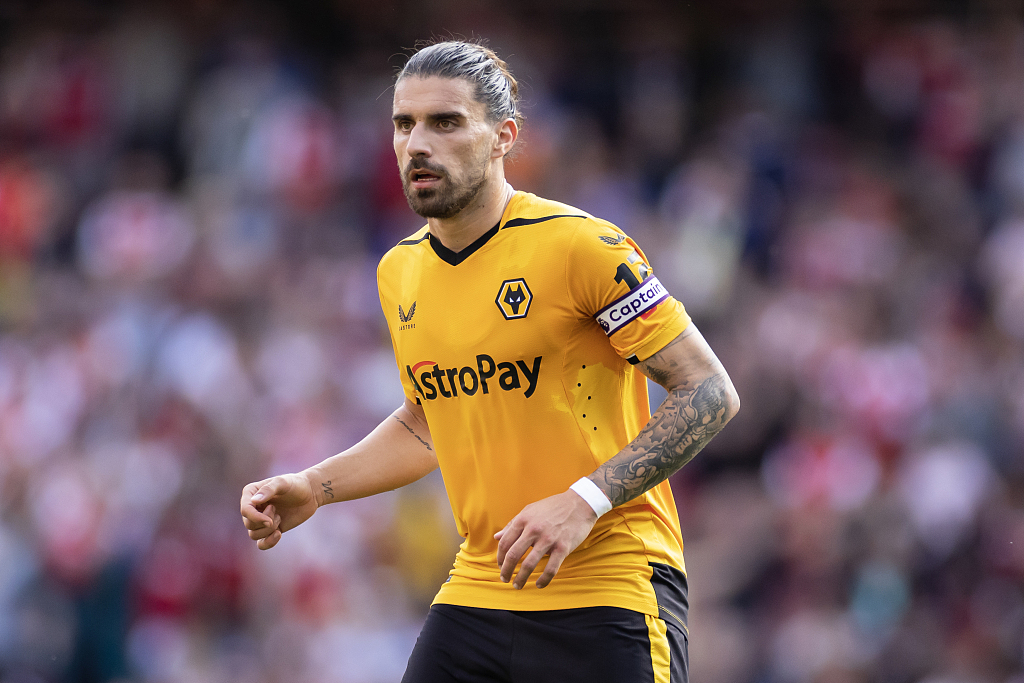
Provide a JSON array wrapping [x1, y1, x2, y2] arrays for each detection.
[[240, 397, 437, 550]]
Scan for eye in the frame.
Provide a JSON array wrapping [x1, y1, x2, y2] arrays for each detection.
[[396, 120, 412, 132], [438, 120, 454, 130]]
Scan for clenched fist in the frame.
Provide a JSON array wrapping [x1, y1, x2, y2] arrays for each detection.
[[240, 472, 320, 550]]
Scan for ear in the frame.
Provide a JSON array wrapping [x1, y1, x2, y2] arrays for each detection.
[[492, 118, 518, 159]]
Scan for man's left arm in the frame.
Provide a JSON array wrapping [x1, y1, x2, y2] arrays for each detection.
[[495, 323, 740, 589]]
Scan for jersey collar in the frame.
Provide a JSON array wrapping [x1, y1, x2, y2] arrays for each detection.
[[428, 220, 501, 266]]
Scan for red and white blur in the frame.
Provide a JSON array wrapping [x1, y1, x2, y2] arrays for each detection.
[[0, 1, 1022, 683]]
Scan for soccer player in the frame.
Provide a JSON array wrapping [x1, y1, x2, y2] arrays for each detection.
[[240, 40, 739, 682]]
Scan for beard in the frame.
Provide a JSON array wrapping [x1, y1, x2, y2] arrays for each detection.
[[401, 155, 489, 219]]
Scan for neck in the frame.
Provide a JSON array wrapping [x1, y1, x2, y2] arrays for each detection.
[[427, 178, 515, 252]]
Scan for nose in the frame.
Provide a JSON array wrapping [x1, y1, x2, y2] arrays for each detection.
[[405, 121, 431, 158]]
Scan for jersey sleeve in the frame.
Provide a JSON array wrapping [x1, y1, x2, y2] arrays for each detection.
[[566, 219, 691, 363]]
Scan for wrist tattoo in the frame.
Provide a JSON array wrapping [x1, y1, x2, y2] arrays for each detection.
[[393, 415, 433, 451], [321, 480, 335, 499], [594, 373, 730, 507]]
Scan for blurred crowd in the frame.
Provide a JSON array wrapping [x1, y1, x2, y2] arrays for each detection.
[[0, 1, 1022, 682]]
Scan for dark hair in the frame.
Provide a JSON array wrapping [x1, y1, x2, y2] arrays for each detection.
[[398, 40, 524, 130]]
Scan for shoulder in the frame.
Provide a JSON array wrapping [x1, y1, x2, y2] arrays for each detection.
[[501, 192, 621, 259], [507, 191, 590, 218], [396, 224, 431, 246], [507, 192, 627, 242], [503, 191, 590, 228], [379, 225, 430, 274]]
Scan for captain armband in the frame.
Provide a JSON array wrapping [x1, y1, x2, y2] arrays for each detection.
[[594, 276, 670, 336]]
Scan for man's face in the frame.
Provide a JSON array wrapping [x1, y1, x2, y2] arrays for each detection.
[[393, 76, 496, 219]]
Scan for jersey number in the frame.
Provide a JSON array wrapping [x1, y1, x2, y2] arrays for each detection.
[[614, 262, 640, 290]]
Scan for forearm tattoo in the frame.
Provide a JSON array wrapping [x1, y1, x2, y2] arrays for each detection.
[[321, 480, 335, 499], [393, 415, 433, 451], [592, 373, 730, 507]]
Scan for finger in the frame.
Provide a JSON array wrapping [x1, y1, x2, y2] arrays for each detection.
[[494, 518, 513, 541], [240, 480, 270, 512], [243, 515, 268, 531], [535, 545, 569, 589], [241, 480, 275, 529], [257, 530, 282, 550], [241, 502, 273, 528], [495, 519, 521, 567], [499, 531, 537, 583], [245, 503, 280, 532], [248, 524, 277, 541], [251, 477, 287, 505], [513, 546, 548, 590]]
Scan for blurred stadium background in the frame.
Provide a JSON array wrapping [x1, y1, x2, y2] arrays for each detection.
[[0, 0, 1022, 681]]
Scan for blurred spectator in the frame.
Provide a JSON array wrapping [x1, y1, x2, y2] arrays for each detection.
[[0, 2, 1021, 683]]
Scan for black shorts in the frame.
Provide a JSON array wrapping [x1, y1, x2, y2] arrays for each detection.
[[402, 563, 688, 683]]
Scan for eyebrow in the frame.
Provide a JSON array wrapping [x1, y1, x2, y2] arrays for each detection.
[[392, 111, 467, 123]]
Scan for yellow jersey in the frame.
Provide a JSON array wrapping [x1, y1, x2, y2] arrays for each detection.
[[377, 191, 692, 616]]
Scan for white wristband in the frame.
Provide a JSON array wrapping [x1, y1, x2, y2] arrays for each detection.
[[569, 477, 612, 517]]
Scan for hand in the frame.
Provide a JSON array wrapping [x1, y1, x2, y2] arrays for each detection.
[[240, 472, 319, 550], [494, 490, 598, 589]]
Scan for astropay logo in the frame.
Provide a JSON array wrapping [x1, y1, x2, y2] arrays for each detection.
[[406, 354, 542, 401]]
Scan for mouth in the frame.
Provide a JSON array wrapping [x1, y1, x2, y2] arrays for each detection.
[[408, 167, 444, 190]]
